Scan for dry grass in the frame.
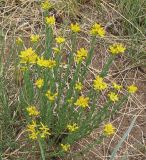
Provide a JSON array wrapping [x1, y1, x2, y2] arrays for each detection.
[[0, 0, 146, 159]]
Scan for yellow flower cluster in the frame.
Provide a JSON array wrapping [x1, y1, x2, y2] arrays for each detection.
[[35, 78, 44, 88], [27, 121, 51, 140], [55, 36, 65, 44], [67, 123, 79, 132], [93, 76, 107, 91], [70, 23, 81, 32], [75, 48, 88, 63], [127, 84, 137, 94], [75, 82, 83, 91], [103, 123, 115, 136], [109, 43, 126, 55], [27, 120, 39, 140], [26, 104, 51, 140], [74, 96, 89, 108], [108, 92, 119, 102], [45, 90, 58, 101], [26, 106, 40, 116], [61, 144, 70, 152], [46, 16, 55, 26], [19, 48, 38, 64], [19, 49, 56, 69], [90, 23, 105, 37], [39, 122, 51, 138], [30, 34, 40, 43], [113, 82, 122, 90], [41, 0, 52, 10], [37, 57, 56, 68]]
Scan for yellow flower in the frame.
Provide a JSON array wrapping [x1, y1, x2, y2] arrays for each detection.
[[46, 16, 55, 26], [75, 82, 83, 91], [70, 23, 81, 32], [30, 34, 40, 43], [45, 60, 56, 69], [46, 90, 58, 101], [26, 121, 39, 140], [93, 76, 108, 91], [109, 43, 126, 55], [37, 57, 46, 67], [74, 96, 89, 108], [39, 122, 51, 138], [103, 123, 115, 136], [37, 57, 56, 68], [61, 144, 70, 152], [127, 84, 137, 94], [19, 48, 38, 64], [113, 82, 122, 90], [26, 121, 51, 140], [27, 120, 37, 132], [53, 47, 60, 54], [67, 123, 79, 132], [26, 106, 40, 116], [35, 78, 44, 88], [108, 92, 119, 102], [41, 0, 52, 10], [75, 48, 88, 63], [90, 23, 105, 37], [29, 131, 39, 140], [55, 36, 65, 44], [16, 37, 23, 45]]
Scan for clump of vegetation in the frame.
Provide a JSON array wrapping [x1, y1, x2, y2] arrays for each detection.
[[10, 1, 138, 159], [0, 0, 139, 159]]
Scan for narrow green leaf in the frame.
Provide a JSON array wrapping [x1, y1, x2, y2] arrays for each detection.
[[110, 115, 138, 160]]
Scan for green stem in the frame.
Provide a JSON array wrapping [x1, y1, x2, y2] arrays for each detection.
[[45, 26, 53, 59], [23, 69, 34, 104], [65, 62, 81, 101], [55, 33, 76, 110], [55, 33, 77, 129], [86, 36, 96, 66], [85, 90, 99, 120], [62, 33, 77, 87], [80, 36, 96, 79], [100, 55, 115, 77], [57, 63, 81, 129], [38, 139, 46, 160]]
